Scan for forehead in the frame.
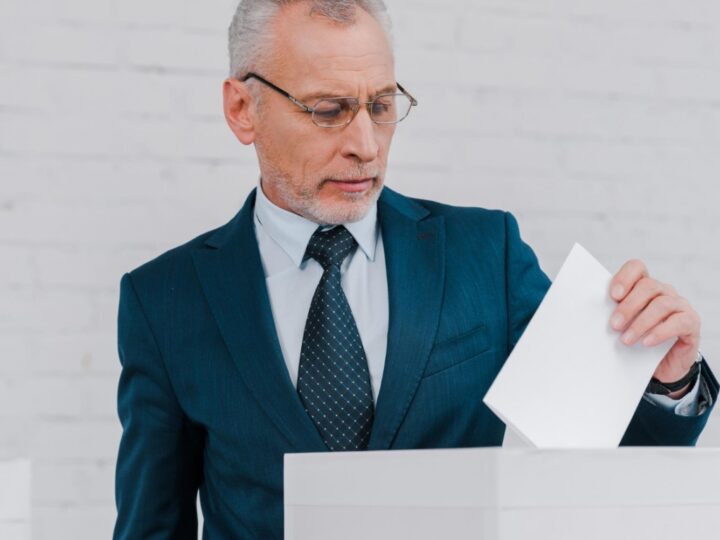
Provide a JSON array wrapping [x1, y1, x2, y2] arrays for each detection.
[[268, 3, 395, 96]]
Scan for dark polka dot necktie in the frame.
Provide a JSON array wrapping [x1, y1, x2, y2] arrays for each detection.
[[297, 225, 374, 451]]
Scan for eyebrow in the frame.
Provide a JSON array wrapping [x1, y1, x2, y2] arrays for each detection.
[[298, 84, 398, 103]]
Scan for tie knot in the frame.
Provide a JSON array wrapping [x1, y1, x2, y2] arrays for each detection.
[[304, 225, 357, 270]]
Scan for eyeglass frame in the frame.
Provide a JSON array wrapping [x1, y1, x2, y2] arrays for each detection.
[[239, 72, 418, 128]]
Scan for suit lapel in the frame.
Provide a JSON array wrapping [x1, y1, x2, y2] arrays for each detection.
[[368, 188, 446, 450], [191, 189, 327, 452], [191, 186, 445, 453]]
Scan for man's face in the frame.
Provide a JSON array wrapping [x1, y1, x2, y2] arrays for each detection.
[[244, 4, 397, 224]]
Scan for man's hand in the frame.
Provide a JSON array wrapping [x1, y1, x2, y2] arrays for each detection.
[[609, 259, 701, 398]]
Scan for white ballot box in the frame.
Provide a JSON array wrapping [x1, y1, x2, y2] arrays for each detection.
[[0, 459, 31, 540], [284, 448, 720, 540]]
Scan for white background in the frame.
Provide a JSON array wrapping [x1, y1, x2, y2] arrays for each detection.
[[1, 0, 719, 537]]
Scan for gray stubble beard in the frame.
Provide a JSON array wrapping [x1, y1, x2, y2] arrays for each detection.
[[261, 165, 384, 225]]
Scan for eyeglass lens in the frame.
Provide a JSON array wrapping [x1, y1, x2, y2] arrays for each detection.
[[312, 94, 412, 127]]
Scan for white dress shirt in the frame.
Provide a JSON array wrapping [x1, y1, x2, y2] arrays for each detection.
[[253, 180, 388, 403], [252, 180, 705, 415]]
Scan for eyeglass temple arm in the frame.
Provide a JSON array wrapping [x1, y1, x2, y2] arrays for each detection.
[[240, 72, 313, 112], [242, 71, 417, 109], [396, 82, 418, 106]]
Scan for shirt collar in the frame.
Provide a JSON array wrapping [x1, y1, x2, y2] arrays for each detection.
[[254, 179, 379, 268]]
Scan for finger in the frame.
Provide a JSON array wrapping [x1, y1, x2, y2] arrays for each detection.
[[619, 295, 685, 345], [610, 277, 673, 332], [642, 311, 697, 347], [610, 259, 649, 301]]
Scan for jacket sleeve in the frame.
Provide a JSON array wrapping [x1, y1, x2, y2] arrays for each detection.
[[621, 357, 719, 446], [504, 211, 552, 353], [113, 272, 204, 540]]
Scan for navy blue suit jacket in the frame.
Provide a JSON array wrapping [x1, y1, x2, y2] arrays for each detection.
[[114, 187, 718, 539]]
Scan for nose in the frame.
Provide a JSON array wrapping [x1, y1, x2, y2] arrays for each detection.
[[339, 107, 380, 163]]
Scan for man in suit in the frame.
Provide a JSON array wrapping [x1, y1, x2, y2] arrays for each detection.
[[113, 0, 718, 538]]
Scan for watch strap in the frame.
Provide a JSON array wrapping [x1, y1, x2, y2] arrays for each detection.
[[647, 359, 701, 396]]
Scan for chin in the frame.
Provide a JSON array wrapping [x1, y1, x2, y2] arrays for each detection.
[[303, 186, 381, 225]]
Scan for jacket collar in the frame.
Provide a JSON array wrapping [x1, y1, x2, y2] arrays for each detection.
[[253, 179, 379, 270]]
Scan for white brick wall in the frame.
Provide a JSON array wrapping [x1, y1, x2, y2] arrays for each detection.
[[1, 1, 718, 538], [0, 459, 31, 540]]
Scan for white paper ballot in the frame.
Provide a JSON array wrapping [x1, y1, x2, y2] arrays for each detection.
[[483, 243, 675, 448]]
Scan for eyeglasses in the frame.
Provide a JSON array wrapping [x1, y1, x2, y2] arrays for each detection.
[[239, 72, 418, 128]]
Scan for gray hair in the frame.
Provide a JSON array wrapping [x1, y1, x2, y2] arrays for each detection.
[[227, 0, 393, 80]]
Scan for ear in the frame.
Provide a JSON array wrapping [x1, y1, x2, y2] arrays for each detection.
[[223, 78, 257, 145]]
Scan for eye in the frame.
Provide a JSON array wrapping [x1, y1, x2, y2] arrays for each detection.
[[313, 100, 345, 119], [371, 96, 394, 115]]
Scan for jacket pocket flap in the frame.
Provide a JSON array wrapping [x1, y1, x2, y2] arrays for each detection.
[[423, 323, 490, 377]]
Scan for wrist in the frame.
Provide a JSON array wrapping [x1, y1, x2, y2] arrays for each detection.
[[654, 349, 702, 383], [666, 384, 692, 400], [647, 351, 702, 396]]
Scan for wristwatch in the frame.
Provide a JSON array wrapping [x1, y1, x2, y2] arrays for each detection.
[[646, 351, 702, 396]]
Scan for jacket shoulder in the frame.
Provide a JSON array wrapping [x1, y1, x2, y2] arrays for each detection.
[[122, 223, 222, 295], [384, 187, 509, 230], [419, 197, 507, 223]]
